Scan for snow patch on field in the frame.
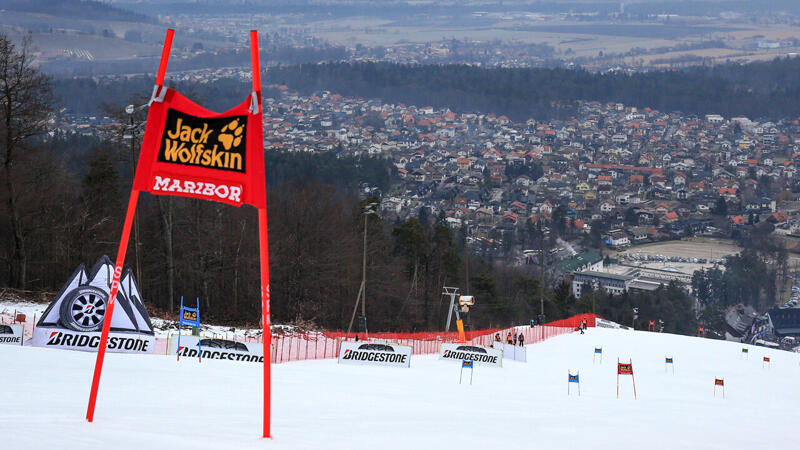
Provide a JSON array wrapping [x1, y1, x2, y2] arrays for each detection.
[[2, 328, 798, 449]]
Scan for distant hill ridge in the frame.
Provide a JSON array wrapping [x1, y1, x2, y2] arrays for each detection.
[[265, 58, 800, 121], [0, 0, 156, 24]]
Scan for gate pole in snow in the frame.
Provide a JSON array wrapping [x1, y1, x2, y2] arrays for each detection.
[[195, 297, 202, 363], [86, 27, 174, 424], [259, 206, 271, 437], [86, 190, 141, 422], [177, 296, 183, 361], [243, 29, 273, 439]]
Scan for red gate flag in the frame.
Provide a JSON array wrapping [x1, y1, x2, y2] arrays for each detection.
[[85, 29, 273, 439], [763, 356, 770, 362], [715, 378, 724, 386], [132, 89, 265, 208], [616, 358, 637, 399]]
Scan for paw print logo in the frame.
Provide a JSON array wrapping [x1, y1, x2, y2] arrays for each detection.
[[218, 119, 244, 150]]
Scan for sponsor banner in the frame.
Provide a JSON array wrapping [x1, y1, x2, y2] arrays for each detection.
[[439, 343, 502, 368], [132, 88, 266, 208], [595, 318, 630, 330], [0, 323, 24, 346], [338, 341, 412, 368], [31, 327, 154, 354], [37, 256, 155, 335], [492, 341, 527, 362], [168, 335, 264, 363], [31, 256, 156, 354]]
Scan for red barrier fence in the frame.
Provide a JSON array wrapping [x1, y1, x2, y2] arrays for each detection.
[[263, 314, 593, 364], [546, 313, 601, 329], [3, 310, 590, 363]]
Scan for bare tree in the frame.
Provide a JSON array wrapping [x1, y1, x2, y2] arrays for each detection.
[[0, 35, 53, 288]]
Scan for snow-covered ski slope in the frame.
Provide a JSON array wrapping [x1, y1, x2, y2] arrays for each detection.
[[2, 327, 797, 449]]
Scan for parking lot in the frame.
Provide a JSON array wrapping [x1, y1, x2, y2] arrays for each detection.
[[614, 238, 742, 273]]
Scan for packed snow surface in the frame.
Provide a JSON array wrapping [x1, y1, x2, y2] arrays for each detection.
[[2, 328, 797, 449]]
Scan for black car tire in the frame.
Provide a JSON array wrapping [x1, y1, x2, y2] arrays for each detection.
[[59, 286, 109, 332], [456, 345, 487, 354], [358, 343, 394, 352], [199, 338, 248, 352]]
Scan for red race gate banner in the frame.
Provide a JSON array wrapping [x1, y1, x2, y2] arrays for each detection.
[[714, 377, 725, 398], [132, 89, 265, 207], [616, 358, 637, 399], [85, 29, 274, 439]]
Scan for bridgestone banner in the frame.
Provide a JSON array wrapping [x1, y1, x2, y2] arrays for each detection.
[[0, 323, 24, 346], [31, 256, 155, 354], [338, 341, 412, 368], [30, 328, 155, 353], [596, 318, 630, 330], [168, 335, 264, 363], [439, 343, 502, 368]]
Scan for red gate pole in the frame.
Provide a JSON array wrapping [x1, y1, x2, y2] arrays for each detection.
[[86, 189, 140, 422], [248, 29, 272, 439], [86, 28, 173, 424], [258, 206, 271, 438]]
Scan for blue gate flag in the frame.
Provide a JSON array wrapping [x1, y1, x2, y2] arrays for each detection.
[[179, 297, 200, 328], [177, 296, 202, 360], [568, 373, 579, 383]]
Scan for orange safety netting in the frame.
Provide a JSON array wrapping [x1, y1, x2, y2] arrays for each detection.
[[546, 313, 602, 329], [264, 313, 598, 363]]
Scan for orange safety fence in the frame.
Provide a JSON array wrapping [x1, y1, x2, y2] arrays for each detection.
[[546, 313, 601, 329], [264, 313, 596, 363], [3, 310, 594, 363]]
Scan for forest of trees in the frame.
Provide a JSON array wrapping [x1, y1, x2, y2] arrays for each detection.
[[54, 56, 800, 122], [692, 235, 790, 333], [265, 58, 800, 121]]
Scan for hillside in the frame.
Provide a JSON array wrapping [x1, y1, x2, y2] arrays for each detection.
[[265, 59, 800, 121], [2, 328, 796, 449]]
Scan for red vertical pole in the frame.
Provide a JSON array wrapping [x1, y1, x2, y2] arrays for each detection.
[[156, 29, 175, 86], [87, 28, 173, 424], [259, 208, 271, 437], [249, 27, 271, 439], [86, 190, 140, 422], [250, 31, 261, 91]]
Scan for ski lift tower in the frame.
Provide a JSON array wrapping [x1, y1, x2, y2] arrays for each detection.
[[443, 286, 460, 332], [443, 286, 473, 342]]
